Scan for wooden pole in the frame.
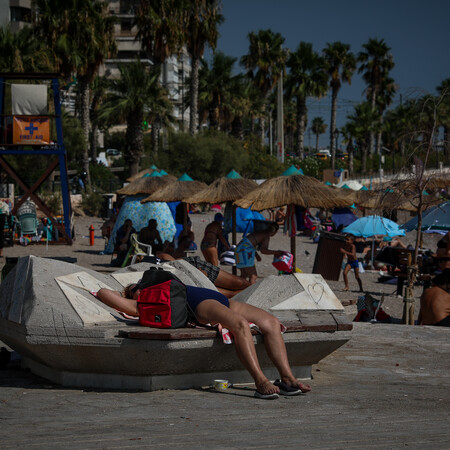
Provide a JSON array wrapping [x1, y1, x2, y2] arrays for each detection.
[[232, 204, 237, 275]]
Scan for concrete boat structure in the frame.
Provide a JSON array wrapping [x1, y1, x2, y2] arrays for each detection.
[[0, 256, 352, 390]]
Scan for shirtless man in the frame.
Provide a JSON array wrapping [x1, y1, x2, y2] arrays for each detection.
[[418, 270, 450, 326], [419, 231, 450, 326], [200, 213, 230, 266]]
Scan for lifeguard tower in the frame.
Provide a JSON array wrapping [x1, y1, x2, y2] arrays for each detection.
[[0, 73, 72, 244]]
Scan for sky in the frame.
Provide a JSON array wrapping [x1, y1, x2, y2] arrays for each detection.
[[206, 0, 450, 148]]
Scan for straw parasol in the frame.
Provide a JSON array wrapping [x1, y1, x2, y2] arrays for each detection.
[[235, 173, 354, 270], [141, 173, 207, 203], [117, 171, 177, 196], [127, 164, 160, 182], [235, 174, 352, 211], [186, 170, 258, 205]]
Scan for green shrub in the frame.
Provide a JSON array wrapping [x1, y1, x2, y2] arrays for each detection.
[[80, 191, 104, 216]]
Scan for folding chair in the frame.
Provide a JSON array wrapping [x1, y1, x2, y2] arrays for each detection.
[[121, 233, 153, 267]]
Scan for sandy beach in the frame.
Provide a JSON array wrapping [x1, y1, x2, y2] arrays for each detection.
[[0, 209, 442, 323]]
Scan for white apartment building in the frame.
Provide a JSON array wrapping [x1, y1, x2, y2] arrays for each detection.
[[0, 0, 191, 130]]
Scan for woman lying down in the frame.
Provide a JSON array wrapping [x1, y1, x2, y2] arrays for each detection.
[[96, 280, 311, 400]]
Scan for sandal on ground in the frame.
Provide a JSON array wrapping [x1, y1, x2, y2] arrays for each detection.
[[273, 379, 302, 396], [254, 390, 279, 400]]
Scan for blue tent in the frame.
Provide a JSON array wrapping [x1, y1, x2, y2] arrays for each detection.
[[105, 195, 176, 253], [331, 207, 358, 229], [401, 201, 450, 233], [282, 165, 304, 176]]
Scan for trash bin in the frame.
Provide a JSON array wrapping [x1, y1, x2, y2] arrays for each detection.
[[312, 231, 346, 281]]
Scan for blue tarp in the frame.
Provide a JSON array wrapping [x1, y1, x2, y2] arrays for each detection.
[[223, 205, 265, 235], [332, 207, 358, 228]]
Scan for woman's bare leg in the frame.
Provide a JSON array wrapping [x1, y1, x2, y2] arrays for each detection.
[[194, 299, 279, 395], [215, 270, 251, 291], [229, 300, 311, 392]]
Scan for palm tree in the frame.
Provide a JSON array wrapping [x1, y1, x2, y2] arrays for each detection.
[[436, 78, 450, 162], [285, 42, 328, 159], [134, 0, 184, 66], [241, 29, 288, 145], [181, 0, 223, 136], [0, 25, 53, 72], [322, 42, 356, 169], [345, 102, 378, 173], [310, 117, 328, 151], [197, 51, 237, 130], [32, 0, 117, 187], [340, 122, 356, 176], [99, 61, 170, 175], [358, 38, 395, 156]]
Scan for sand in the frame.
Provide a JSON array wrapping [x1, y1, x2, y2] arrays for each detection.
[[1, 209, 443, 322]]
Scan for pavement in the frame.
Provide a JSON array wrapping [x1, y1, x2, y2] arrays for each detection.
[[0, 212, 449, 448], [0, 323, 449, 448]]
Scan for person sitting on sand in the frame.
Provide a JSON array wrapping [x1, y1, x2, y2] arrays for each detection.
[[158, 246, 251, 299], [340, 235, 363, 292], [418, 270, 450, 327], [235, 222, 286, 284], [200, 213, 230, 267], [96, 281, 311, 399]]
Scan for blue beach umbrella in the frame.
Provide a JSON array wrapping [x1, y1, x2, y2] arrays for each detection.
[[343, 215, 405, 238], [332, 207, 358, 229]]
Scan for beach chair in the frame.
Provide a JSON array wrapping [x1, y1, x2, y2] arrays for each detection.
[[120, 233, 154, 267], [18, 213, 39, 238]]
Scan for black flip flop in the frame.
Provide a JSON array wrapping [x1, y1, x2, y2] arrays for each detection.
[[274, 379, 302, 396]]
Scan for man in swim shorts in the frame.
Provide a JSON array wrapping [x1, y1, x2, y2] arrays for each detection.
[[418, 269, 450, 327], [340, 235, 363, 292]]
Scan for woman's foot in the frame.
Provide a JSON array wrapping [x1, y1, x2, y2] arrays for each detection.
[[343, 287, 349, 291], [255, 378, 279, 396], [280, 376, 311, 393]]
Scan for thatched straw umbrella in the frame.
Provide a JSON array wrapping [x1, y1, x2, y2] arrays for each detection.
[[235, 173, 353, 269], [185, 170, 258, 273], [117, 171, 177, 196], [126, 164, 160, 182], [141, 173, 208, 231]]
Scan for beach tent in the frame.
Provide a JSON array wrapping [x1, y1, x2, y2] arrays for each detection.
[[401, 201, 450, 233], [105, 195, 176, 254], [336, 180, 364, 190], [282, 165, 304, 176], [223, 205, 265, 235], [331, 207, 358, 229]]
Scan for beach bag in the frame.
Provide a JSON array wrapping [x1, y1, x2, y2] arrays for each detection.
[[272, 252, 294, 273], [136, 268, 192, 328], [220, 245, 236, 265]]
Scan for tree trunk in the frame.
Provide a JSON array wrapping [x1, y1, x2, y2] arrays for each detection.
[[315, 134, 319, 151], [361, 139, 368, 173], [231, 116, 244, 140], [347, 140, 354, 176], [127, 113, 144, 176], [296, 97, 307, 160], [90, 122, 98, 162], [330, 87, 338, 169], [369, 89, 376, 155], [79, 77, 91, 188], [189, 56, 200, 136], [444, 125, 450, 162], [151, 121, 160, 156]]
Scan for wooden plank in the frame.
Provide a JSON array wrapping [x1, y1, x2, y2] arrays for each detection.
[[331, 311, 353, 331], [118, 312, 346, 341], [296, 311, 337, 332]]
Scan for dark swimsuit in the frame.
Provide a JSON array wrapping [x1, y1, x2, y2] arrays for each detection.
[[433, 315, 450, 327], [185, 285, 230, 312]]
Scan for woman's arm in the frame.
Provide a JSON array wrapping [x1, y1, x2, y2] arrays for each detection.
[[97, 288, 138, 316]]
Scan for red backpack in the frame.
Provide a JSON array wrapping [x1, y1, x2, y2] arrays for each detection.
[[136, 268, 193, 328]]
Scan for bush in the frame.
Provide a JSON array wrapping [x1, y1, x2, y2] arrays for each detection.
[[80, 191, 104, 216]]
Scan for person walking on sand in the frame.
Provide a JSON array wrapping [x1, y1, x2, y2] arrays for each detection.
[[200, 213, 230, 267], [340, 235, 363, 292]]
